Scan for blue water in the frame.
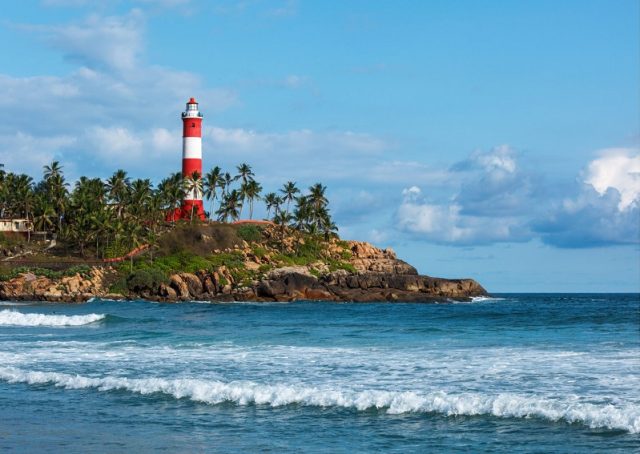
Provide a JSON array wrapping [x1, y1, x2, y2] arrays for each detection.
[[0, 294, 638, 453]]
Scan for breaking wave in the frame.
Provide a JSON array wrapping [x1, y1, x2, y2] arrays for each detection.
[[0, 310, 105, 327], [0, 366, 637, 433]]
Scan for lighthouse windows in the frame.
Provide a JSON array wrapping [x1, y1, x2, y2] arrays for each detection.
[[192, 122, 196, 127]]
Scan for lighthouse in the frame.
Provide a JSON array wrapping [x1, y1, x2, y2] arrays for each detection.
[[180, 97, 206, 220]]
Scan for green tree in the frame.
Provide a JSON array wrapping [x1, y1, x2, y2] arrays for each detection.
[[280, 181, 299, 216], [263, 192, 281, 219], [243, 180, 262, 220], [216, 189, 242, 222], [204, 166, 222, 219], [183, 171, 203, 222]]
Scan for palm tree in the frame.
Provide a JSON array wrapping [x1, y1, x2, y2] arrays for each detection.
[[33, 197, 55, 232], [243, 180, 262, 219], [236, 163, 254, 185], [43, 161, 63, 181], [129, 179, 153, 217], [106, 170, 130, 219], [263, 192, 281, 219], [308, 183, 328, 210], [280, 181, 299, 215], [216, 189, 242, 222], [221, 172, 236, 197], [183, 171, 203, 222], [158, 173, 184, 223], [204, 166, 222, 219]]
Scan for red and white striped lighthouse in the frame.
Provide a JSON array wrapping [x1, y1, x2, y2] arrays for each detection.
[[180, 97, 205, 220]]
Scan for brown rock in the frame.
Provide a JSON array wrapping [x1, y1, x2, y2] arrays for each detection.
[[304, 288, 334, 300], [179, 273, 203, 297], [169, 274, 189, 299]]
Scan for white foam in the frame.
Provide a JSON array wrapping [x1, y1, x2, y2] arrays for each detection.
[[0, 366, 637, 433], [470, 296, 505, 302], [0, 310, 105, 327]]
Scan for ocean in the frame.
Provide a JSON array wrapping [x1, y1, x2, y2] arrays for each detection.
[[0, 294, 638, 453]]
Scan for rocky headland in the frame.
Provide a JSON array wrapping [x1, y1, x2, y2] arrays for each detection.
[[0, 224, 487, 303]]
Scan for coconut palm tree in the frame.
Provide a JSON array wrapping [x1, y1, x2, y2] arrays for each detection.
[[216, 189, 242, 222], [106, 170, 130, 219], [129, 179, 153, 218], [263, 192, 281, 219], [43, 161, 63, 181], [204, 166, 222, 219], [158, 173, 184, 223], [183, 171, 203, 222], [220, 172, 237, 197], [243, 180, 262, 219], [280, 181, 299, 215], [236, 163, 254, 185]]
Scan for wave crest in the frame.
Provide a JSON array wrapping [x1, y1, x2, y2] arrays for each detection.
[[0, 310, 105, 327], [0, 367, 637, 433]]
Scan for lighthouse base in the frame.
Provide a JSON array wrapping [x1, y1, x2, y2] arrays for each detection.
[[166, 200, 206, 222]]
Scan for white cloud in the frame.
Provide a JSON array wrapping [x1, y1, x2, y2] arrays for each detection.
[[22, 10, 144, 73], [533, 148, 640, 247], [584, 148, 640, 210], [89, 126, 144, 156], [395, 185, 530, 245], [0, 132, 76, 177]]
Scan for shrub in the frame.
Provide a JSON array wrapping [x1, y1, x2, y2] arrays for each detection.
[[109, 276, 129, 295], [237, 224, 263, 243], [126, 269, 168, 292], [328, 260, 357, 274], [64, 265, 92, 278], [209, 251, 245, 269], [340, 250, 352, 260]]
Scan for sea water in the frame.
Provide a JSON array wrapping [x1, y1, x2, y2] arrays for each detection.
[[0, 294, 638, 453]]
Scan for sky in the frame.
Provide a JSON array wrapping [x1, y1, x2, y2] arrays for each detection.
[[0, 0, 638, 292]]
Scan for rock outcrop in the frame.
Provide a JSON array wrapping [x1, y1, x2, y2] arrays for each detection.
[[347, 241, 417, 275], [136, 269, 486, 303], [0, 238, 488, 303], [0, 268, 119, 302]]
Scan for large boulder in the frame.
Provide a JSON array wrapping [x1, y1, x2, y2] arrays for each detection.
[[178, 273, 203, 298], [347, 241, 418, 275], [169, 274, 190, 299]]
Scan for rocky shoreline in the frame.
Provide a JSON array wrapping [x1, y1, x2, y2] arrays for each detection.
[[0, 240, 487, 303]]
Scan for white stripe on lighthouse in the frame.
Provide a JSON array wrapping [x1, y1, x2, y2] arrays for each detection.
[[182, 137, 202, 159]]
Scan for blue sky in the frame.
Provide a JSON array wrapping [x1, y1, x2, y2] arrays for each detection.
[[0, 0, 638, 292]]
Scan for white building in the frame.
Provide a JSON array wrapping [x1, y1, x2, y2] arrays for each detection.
[[0, 219, 33, 235]]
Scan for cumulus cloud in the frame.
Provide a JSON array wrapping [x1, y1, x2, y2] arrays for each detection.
[[394, 146, 534, 246], [451, 145, 535, 217], [19, 10, 144, 73], [0, 132, 77, 177], [533, 148, 640, 248], [396, 186, 530, 246], [584, 148, 640, 210], [394, 146, 640, 248]]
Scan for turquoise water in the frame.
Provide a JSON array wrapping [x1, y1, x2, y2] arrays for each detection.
[[0, 294, 638, 453]]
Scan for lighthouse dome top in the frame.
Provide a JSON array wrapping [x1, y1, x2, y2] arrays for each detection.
[[182, 97, 202, 118]]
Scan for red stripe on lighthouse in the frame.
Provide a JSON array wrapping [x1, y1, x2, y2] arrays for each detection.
[[183, 117, 202, 137], [182, 158, 202, 176]]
